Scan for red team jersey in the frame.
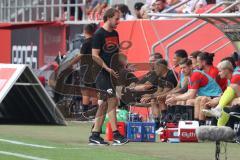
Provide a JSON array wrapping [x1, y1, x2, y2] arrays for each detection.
[[206, 66, 219, 79], [188, 71, 209, 90], [231, 67, 240, 86], [206, 66, 227, 91]]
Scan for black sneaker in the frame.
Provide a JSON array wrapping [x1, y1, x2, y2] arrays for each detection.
[[78, 112, 95, 121], [112, 132, 129, 146], [89, 135, 109, 146]]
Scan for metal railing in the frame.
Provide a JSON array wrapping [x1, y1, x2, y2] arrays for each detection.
[[200, 35, 227, 51], [163, 1, 240, 60], [162, 0, 191, 13], [199, 35, 231, 53], [149, 1, 238, 61], [212, 41, 232, 53], [0, 0, 87, 23]]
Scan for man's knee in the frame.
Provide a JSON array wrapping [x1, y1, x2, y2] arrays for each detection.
[[195, 96, 204, 103], [186, 99, 195, 106], [200, 96, 211, 106], [98, 100, 107, 111]]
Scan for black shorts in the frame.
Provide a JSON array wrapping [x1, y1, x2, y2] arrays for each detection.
[[96, 71, 116, 100], [210, 96, 219, 99], [225, 105, 240, 128], [79, 64, 96, 89]]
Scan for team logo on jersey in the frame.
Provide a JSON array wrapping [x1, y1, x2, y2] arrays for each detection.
[[103, 37, 119, 53]]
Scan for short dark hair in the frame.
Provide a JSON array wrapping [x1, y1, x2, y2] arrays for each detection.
[[155, 0, 166, 3], [197, 52, 215, 65], [175, 49, 188, 58], [190, 51, 201, 59], [118, 4, 131, 19], [134, 2, 144, 11], [231, 52, 240, 62], [179, 58, 192, 66], [155, 59, 168, 67], [84, 23, 97, 35], [103, 8, 119, 22]]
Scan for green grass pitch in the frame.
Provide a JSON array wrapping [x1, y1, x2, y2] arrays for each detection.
[[0, 122, 239, 160]]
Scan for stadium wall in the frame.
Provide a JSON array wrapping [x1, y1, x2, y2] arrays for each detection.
[[0, 22, 66, 69], [117, 19, 235, 66], [0, 19, 235, 118], [0, 19, 235, 69]]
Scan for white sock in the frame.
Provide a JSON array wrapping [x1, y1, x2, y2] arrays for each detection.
[[213, 105, 221, 111]]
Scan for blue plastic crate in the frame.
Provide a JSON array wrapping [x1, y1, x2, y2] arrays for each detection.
[[142, 122, 156, 142], [127, 122, 142, 142]]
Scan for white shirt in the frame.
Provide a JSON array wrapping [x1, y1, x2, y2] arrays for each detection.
[[181, 0, 207, 13]]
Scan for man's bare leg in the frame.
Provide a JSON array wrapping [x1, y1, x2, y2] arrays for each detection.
[[92, 100, 107, 132], [199, 97, 211, 121], [107, 97, 118, 131], [186, 98, 196, 119]]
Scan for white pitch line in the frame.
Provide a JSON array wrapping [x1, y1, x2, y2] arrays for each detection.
[[0, 139, 56, 149], [0, 151, 49, 160], [0, 138, 91, 150], [63, 147, 92, 150]]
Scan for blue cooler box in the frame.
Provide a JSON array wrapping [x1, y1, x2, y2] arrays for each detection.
[[127, 122, 142, 142], [142, 122, 156, 142]]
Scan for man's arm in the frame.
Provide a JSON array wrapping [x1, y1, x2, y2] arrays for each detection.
[[69, 53, 82, 66], [170, 86, 188, 94], [175, 89, 197, 101], [155, 87, 175, 100], [132, 81, 154, 92], [92, 49, 118, 78], [166, 89, 197, 105]]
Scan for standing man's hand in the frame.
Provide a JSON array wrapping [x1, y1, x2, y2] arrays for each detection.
[[166, 97, 177, 106], [106, 67, 119, 78]]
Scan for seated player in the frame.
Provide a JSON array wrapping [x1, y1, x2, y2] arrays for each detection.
[[172, 49, 188, 78], [192, 52, 227, 124], [120, 53, 163, 104], [130, 52, 163, 91], [164, 59, 192, 106], [202, 60, 240, 126], [140, 59, 178, 129], [197, 52, 227, 91], [160, 49, 189, 106], [166, 59, 222, 122], [198, 57, 237, 123], [189, 50, 201, 70]]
